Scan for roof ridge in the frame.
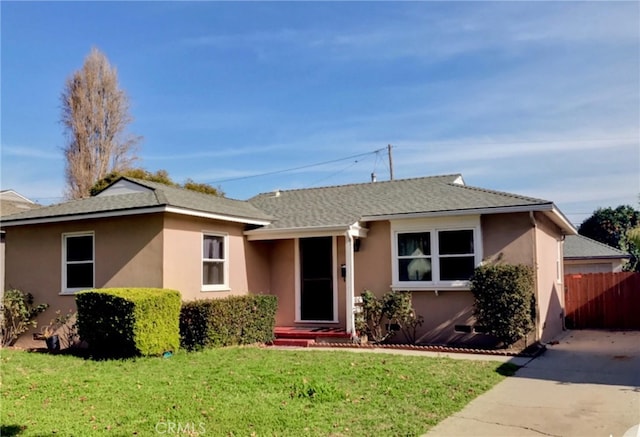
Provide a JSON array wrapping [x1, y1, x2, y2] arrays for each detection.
[[250, 173, 463, 198], [122, 176, 249, 203]]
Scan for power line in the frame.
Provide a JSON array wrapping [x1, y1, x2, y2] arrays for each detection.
[[307, 159, 362, 188], [207, 147, 388, 185]]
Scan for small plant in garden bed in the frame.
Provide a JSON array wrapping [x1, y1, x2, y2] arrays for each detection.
[[355, 290, 423, 344], [1, 289, 47, 347], [36, 309, 79, 352]]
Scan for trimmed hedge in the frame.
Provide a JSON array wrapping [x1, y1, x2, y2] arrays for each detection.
[[76, 288, 181, 357], [180, 295, 277, 351], [470, 264, 535, 347]]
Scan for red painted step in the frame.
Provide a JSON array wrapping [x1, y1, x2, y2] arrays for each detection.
[[274, 327, 350, 340]]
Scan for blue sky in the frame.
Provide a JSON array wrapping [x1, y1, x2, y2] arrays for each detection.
[[1, 1, 638, 226]]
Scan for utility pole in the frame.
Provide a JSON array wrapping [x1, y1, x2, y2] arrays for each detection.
[[388, 144, 394, 180]]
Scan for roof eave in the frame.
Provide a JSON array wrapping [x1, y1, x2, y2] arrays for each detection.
[[1, 205, 271, 228], [164, 206, 271, 226], [245, 223, 368, 241], [565, 255, 631, 260], [361, 203, 578, 235], [0, 190, 36, 204], [0, 206, 167, 227], [549, 204, 578, 235]]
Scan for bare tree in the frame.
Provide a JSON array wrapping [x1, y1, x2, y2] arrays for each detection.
[[61, 47, 141, 199]]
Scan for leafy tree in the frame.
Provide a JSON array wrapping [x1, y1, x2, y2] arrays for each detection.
[[578, 205, 640, 272], [90, 168, 223, 197], [182, 178, 223, 196], [627, 196, 640, 249], [90, 169, 175, 196], [61, 47, 141, 200], [628, 227, 640, 248]]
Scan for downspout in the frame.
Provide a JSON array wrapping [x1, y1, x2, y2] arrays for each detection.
[[559, 235, 567, 332], [345, 232, 356, 340], [529, 211, 540, 342]]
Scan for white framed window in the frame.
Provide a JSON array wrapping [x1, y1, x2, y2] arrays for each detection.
[[202, 232, 229, 291], [391, 216, 482, 289], [62, 232, 94, 294]]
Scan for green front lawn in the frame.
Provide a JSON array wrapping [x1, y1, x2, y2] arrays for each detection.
[[1, 347, 516, 436]]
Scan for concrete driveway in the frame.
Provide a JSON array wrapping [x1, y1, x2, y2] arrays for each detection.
[[426, 330, 640, 437]]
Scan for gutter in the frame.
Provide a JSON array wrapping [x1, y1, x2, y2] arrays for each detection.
[[361, 203, 577, 235], [0, 205, 271, 228]]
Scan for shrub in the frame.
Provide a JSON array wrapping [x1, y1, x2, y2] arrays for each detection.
[[355, 290, 423, 344], [1, 289, 48, 346], [76, 288, 181, 357], [180, 295, 277, 351], [385, 291, 424, 344], [470, 264, 535, 347], [355, 290, 391, 343]]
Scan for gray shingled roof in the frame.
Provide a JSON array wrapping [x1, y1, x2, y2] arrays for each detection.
[[564, 235, 630, 259], [0, 199, 41, 217], [248, 174, 554, 230], [0, 190, 41, 217], [0, 177, 271, 224], [124, 178, 271, 221]]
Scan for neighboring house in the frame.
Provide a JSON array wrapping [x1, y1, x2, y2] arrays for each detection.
[[563, 234, 630, 274], [0, 190, 41, 217], [1, 174, 576, 347], [0, 190, 41, 296]]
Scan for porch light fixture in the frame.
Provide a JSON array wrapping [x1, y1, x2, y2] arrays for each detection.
[[354, 238, 361, 252]]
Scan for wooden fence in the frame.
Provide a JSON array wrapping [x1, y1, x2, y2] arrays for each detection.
[[564, 272, 640, 330]]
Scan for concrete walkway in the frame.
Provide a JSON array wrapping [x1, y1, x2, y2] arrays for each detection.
[[426, 330, 640, 437]]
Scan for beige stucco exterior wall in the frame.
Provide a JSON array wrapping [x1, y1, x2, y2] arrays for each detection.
[[534, 212, 565, 342], [97, 215, 164, 289], [268, 239, 296, 326], [5, 214, 164, 347], [244, 240, 272, 295], [351, 214, 540, 345], [407, 214, 537, 345], [161, 213, 256, 300], [482, 212, 567, 343], [354, 221, 392, 295], [411, 291, 480, 345], [482, 213, 535, 266], [351, 213, 546, 345]]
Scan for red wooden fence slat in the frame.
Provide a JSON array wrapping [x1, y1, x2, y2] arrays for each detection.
[[564, 272, 640, 330]]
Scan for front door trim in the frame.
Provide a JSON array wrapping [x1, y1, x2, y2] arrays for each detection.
[[294, 236, 339, 323]]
